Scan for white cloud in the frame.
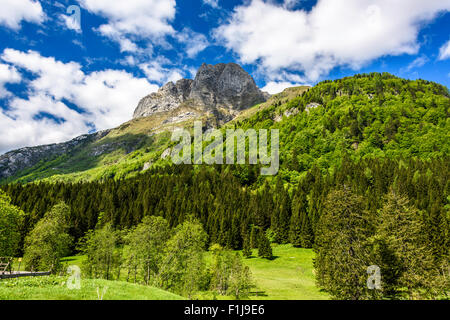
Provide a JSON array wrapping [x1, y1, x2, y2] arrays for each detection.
[[175, 28, 209, 58], [282, 0, 301, 10], [215, 0, 450, 82], [203, 0, 219, 9], [0, 49, 158, 154], [78, 0, 176, 52], [0, 0, 44, 30], [2, 49, 85, 100], [139, 59, 184, 84], [166, 71, 184, 84], [0, 63, 21, 97], [439, 40, 450, 60], [59, 13, 81, 33], [262, 81, 304, 94], [401, 55, 429, 73]]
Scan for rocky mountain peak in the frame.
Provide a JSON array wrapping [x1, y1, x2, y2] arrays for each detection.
[[133, 62, 269, 120]]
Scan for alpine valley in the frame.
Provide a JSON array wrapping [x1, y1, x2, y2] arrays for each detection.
[[1, 65, 449, 300]]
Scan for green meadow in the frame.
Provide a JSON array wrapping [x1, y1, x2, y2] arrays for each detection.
[[241, 245, 329, 300], [1, 245, 328, 300], [0, 276, 183, 300]]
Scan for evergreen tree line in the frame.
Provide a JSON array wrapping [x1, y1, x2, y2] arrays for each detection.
[[2, 200, 254, 298], [2, 156, 448, 261], [315, 187, 449, 299], [1, 156, 448, 298]]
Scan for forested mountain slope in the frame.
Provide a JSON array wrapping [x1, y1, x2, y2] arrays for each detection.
[[2, 73, 449, 299], [1, 73, 448, 184]]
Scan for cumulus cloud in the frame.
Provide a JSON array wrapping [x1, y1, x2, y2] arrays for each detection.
[[139, 59, 184, 85], [0, 0, 45, 30], [262, 81, 305, 94], [215, 0, 450, 82], [78, 0, 176, 52], [0, 49, 158, 154], [0, 63, 21, 97], [1, 94, 91, 152], [282, 0, 301, 10], [175, 28, 210, 58], [59, 10, 81, 33], [203, 0, 220, 9], [439, 40, 450, 60]]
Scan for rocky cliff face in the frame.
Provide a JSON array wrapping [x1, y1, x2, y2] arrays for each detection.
[[133, 79, 194, 118], [0, 130, 109, 181], [0, 63, 269, 182], [133, 63, 269, 120]]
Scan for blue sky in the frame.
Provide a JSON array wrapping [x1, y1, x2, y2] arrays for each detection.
[[0, 0, 449, 154]]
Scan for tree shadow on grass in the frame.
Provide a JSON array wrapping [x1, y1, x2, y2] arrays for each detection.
[[249, 291, 268, 297], [245, 255, 280, 261]]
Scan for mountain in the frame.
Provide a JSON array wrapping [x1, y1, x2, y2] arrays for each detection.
[[133, 62, 269, 122], [3, 73, 448, 301], [0, 63, 269, 182], [0, 72, 448, 184], [0, 131, 110, 182]]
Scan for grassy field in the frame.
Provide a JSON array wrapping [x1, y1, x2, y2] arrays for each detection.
[[241, 245, 329, 300], [2, 245, 329, 300], [0, 276, 184, 300], [197, 244, 329, 300]]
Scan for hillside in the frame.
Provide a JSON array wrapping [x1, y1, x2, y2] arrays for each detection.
[[1, 72, 449, 300], [0, 275, 184, 300], [1, 72, 448, 185], [0, 62, 269, 184]]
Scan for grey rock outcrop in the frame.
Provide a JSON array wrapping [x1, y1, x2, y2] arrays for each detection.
[[133, 79, 194, 118], [133, 63, 269, 119], [0, 130, 109, 181], [0, 62, 269, 182]]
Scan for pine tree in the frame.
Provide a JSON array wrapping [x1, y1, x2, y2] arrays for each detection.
[[376, 190, 439, 299], [299, 210, 314, 248], [258, 230, 273, 260], [289, 184, 313, 247], [250, 225, 258, 249], [289, 207, 302, 247], [314, 187, 373, 300], [272, 178, 290, 244], [242, 236, 252, 258], [427, 201, 449, 264]]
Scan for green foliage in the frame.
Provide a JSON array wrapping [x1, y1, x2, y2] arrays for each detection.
[[271, 178, 291, 243], [80, 223, 122, 280], [258, 230, 273, 260], [0, 275, 184, 300], [314, 188, 374, 300], [1, 73, 449, 300], [23, 202, 73, 272], [0, 190, 24, 257], [2, 73, 449, 186], [316, 188, 450, 300], [124, 216, 170, 284], [373, 191, 443, 299], [290, 185, 313, 248], [209, 245, 254, 299], [242, 236, 252, 258], [250, 225, 259, 249], [228, 253, 254, 299], [157, 219, 209, 298]]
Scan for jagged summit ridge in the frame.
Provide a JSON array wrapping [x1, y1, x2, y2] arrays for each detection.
[[133, 63, 269, 119]]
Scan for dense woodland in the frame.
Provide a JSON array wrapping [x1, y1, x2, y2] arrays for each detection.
[[0, 73, 449, 299]]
